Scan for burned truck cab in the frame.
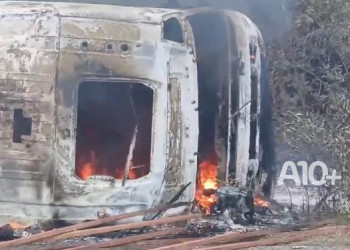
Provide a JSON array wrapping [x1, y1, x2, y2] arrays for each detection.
[[0, 2, 270, 221], [53, 9, 200, 219]]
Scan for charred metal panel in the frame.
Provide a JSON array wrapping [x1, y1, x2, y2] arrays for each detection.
[[225, 11, 263, 187], [0, 1, 197, 221], [0, 3, 58, 207], [61, 18, 141, 42], [51, 2, 175, 25], [162, 41, 198, 204], [166, 77, 183, 186], [50, 10, 196, 220], [54, 16, 168, 209], [247, 38, 263, 188]]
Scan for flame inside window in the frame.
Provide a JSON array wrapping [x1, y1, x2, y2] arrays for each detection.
[[75, 81, 153, 181]]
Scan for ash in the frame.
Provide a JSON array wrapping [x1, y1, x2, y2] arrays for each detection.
[[188, 186, 310, 237], [185, 208, 303, 238]]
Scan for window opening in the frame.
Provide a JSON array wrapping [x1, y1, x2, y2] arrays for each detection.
[[75, 81, 153, 181], [163, 17, 184, 43]]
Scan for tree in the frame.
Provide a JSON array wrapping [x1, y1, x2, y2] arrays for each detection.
[[272, 0, 350, 199]]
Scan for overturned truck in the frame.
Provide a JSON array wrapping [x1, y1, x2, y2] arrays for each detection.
[[0, 1, 275, 221]]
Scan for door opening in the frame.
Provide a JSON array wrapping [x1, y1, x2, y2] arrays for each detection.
[[188, 12, 230, 212]]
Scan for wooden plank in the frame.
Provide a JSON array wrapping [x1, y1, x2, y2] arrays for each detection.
[[129, 238, 205, 250], [152, 229, 274, 250], [136, 238, 204, 246], [152, 219, 335, 250], [67, 228, 184, 250], [0, 202, 187, 248], [52, 213, 202, 241], [198, 226, 350, 250]]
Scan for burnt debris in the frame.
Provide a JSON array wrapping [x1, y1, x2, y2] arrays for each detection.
[[0, 224, 14, 241], [214, 187, 255, 225]]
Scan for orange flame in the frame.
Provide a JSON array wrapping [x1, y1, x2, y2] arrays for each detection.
[[9, 221, 28, 230], [128, 169, 137, 179], [254, 195, 270, 207], [79, 151, 98, 180], [80, 162, 96, 180], [195, 161, 218, 214], [78, 152, 140, 180]]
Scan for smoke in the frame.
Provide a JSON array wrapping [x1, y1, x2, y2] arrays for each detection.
[[14, 0, 294, 42]]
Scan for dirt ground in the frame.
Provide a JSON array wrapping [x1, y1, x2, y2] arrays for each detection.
[[117, 232, 350, 249], [85, 232, 350, 249], [14, 231, 350, 249], [250, 232, 350, 250]]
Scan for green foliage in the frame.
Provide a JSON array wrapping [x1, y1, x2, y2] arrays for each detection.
[[272, 0, 350, 189]]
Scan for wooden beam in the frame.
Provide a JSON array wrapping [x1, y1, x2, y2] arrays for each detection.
[[0, 202, 188, 249], [129, 238, 205, 250], [152, 229, 274, 250], [198, 226, 350, 250], [152, 219, 334, 250], [52, 213, 202, 241], [67, 228, 185, 250]]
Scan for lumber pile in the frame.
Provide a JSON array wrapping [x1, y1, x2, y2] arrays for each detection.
[[0, 202, 195, 249], [0, 202, 348, 250]]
